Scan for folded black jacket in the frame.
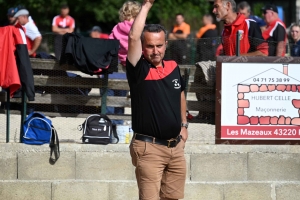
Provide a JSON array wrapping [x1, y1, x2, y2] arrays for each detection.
[[60, 32, 119, 75]]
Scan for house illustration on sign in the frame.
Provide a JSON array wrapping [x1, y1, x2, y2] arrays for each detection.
[[236, 64, 300, 126]]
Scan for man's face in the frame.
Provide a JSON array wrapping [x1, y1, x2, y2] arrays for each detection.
[[17, 15, 28, 25], [90, 31, 100, 38], [213, 0, 229, 22], [7, 15, 16, 25], [239, 8, 250, 18], [291, 26, 300, 41], [142, 31, 167, 66], [263, 10, 273, 24], [60, 8, 69, 17], [175, 15, 184, 25]]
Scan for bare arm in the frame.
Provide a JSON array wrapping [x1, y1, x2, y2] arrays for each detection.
[[276, 41, 285, 56], [127, 0, 154, 67], [241, 50, 267, 56], [52, 26, 73, 35], [180, 91, 188, 142], [28, 36, 42, 56]]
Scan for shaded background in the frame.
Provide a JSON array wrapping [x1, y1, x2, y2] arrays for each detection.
[[0, 0, 298, 36]]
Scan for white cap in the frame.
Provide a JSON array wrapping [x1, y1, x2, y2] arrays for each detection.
[[14, 9, 29, 18]]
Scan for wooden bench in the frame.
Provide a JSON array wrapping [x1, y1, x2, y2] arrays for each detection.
[[0, 58, 215, 142]]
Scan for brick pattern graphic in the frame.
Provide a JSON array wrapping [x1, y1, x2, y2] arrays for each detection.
[[237, 84, 300, 125]]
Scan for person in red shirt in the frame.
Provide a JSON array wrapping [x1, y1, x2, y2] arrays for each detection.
[[14, 8, 42, 57], [262, 4, 287, 56], [52, 4, 75, 60], [212, 0, 268, 56], [89, 26, 109, 39]]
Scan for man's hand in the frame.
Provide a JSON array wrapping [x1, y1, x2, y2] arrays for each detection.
[[144, 0, 155, 4], [180, 127, 188, 143], [168, 33, 176, 40]]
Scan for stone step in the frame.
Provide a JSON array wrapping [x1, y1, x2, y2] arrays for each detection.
[[0, 114, 216, 144], [1, 143, 300, 183], [1, 180, 300, 200]]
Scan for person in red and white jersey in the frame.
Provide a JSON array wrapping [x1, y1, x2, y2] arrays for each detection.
[[14, 8, 42, 57], [52, 3, 75, 60], [262, 4, 287, 56]]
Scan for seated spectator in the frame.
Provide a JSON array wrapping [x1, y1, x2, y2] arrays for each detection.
[[14, 8, 42, 57], [52, 4, 75, 60], [290, 24, 300, 56], [109, 0, 141, 69], [168, 13, 191, 64], [196, 14, 219, 61], [89, 26, 109, 39]]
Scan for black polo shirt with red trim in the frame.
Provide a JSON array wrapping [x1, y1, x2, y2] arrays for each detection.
[[262, 19, 286, 56], [126, 56, 185, 140]]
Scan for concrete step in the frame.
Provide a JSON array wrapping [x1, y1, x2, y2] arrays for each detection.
[[0, 114, 216, 144], [1, 143, 300, 182], [1, 180, 300, 200]]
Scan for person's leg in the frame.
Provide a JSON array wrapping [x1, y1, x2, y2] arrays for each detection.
[[160, 139, 186, 200], [130, 139, 170, 200]]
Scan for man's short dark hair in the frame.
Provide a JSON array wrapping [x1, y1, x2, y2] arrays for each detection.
[[60, 3, 69, 9], [237, 1, 251, 13], [175, 13, 184, 18], [203, 14, 214, 22], [141, 24, 167, 43]]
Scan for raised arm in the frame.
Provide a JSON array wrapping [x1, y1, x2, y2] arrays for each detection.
[[127, 0, 154, 67]]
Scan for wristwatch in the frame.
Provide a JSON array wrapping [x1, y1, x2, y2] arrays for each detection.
[[181, 122, 189, 129]]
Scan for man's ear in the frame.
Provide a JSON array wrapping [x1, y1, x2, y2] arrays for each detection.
[[165, 40, 168, 48], [226, 1, 230, 10]]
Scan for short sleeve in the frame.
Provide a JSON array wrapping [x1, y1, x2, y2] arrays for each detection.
[[24, 21, 41, 40], [126, 57, 149, 86], [273, 24, 286, 42], [52, 16, 57, 26], [70, 17, 75, 28]]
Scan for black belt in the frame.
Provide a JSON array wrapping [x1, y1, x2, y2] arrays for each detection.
[[134, 133, 181, 148]]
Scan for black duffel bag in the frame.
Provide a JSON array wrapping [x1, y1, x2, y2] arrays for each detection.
[[78, 114, 119, 145]]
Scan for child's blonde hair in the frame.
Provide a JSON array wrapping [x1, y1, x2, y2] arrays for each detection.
[[119, 1, 141, 22]]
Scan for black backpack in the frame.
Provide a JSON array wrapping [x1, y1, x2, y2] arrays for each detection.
[[78, 114, 119, 145]]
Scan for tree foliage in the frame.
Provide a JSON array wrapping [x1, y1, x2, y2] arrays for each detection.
[[0, 0, 210, 33]]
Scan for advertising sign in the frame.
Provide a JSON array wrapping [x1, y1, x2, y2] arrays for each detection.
[[216, 57, 300, 144]]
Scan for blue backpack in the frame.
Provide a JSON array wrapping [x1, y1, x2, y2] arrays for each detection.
[[23, 112, 60, 163]]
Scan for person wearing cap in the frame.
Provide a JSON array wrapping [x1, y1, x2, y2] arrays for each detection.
[[14, 8, 42, 57], [52, 4, 75, 60], [212, 0, 268, 56], [262, 4, 287, 56], [89, 26, 109, 39], [7, 7, 18, 26]]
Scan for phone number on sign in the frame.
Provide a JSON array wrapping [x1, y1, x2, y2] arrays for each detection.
[[252, 78, 290, 82]]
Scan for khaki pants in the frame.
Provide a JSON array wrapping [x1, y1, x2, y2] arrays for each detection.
[[129, 137, 186, 200]]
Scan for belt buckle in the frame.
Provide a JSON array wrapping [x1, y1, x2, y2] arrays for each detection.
[[167, 138, 176, 148], [167, 140, 171, 148]]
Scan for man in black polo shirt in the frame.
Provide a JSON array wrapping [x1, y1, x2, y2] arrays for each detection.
[[127, 0, 188, 199]]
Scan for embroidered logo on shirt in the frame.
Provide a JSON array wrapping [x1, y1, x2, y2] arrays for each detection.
[[173, 79, 181, 89]]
